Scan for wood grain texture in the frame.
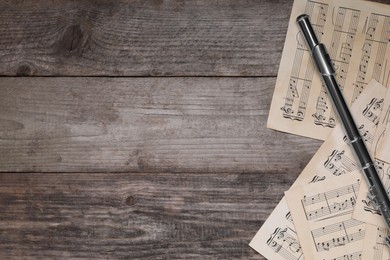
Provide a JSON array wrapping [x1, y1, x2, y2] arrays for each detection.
[[3, 1, 389, 258], [0, 0, 293, 77], [0, 77, 321, 173], [1, 0, 388, 77], [0, 171, 295, 259]]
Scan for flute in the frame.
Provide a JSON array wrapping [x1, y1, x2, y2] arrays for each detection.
[[297, 14, 390, 247]]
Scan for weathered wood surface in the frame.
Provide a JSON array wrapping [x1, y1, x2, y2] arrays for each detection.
[[0, 171, 297, 259], [0, 0, 292, 77], [0, 77, 321, 173], [2, 0, 389, 259], [1, 0, 388, 77], [0, 76, 322, 259]]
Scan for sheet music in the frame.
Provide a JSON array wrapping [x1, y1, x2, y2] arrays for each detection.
[[361, 225, 390, 260], [283, 83, 387, 258], [289, 80, 385, 184], [352, 159, 390, 229], [285, 174, 365, 259], [250, 80, 386, 259], [292, 178, 359, 222], [267, 0, 390, 140], [344, 7, 390, 103], [250, 197, 304, 260], [376, 81, 390, 163], [352, 86, 390, 228]]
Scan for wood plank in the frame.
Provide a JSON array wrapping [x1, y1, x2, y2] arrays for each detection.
[[0, 171, 293, 259], [0, 77, 321, 173], [1, 0, 388, 77], [0, 0, 293, 77]]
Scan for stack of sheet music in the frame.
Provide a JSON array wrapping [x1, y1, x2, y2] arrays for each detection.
[[250, 0, 390, 259]]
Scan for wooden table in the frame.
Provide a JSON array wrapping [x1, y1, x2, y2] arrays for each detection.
[[0, 0, 388, 259]]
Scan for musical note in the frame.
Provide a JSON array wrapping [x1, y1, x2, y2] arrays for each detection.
[[331, 251, 362, 260], [284, 171, 368, 259], [313, 7, 360, 128], [360, 160, 390, 216], [268, 0, 390, 141], [313, 89, 335, 127], [266, 227, 304, 260], [372, 227, 390, 260], [362, 98, 384, 126], [301, 180, 360, 221], [360, 226, 390, 260], [252, 0, 390, 258], [323, 150, 358, 176], [358, 124, 374, 144], [352, 13, 390, 102], [312, 219, 365, 252], [281, 1, 329, 123], [255, 81, 386, 259]]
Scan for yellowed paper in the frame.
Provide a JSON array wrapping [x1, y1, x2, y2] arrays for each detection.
[[372, 83, 390, 158], [340, 0, 390, 104], [361, 225, 390, 260], [376, 81, 390, 163], [267, 0, 390, 140], [249, 197, 304, 260], [284, 81, 388, 259], [352, 159, 390, 229], [288, 81, 386, 185], [353, 83, 390, 228], [376, 132, 390, 163], [285, 174, 364, 259], [250, 80, 386, 259]]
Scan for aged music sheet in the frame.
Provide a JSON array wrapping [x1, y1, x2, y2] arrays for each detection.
[[375, 84, 390, 163], [250, 80, 386, 259], [361, 225, 390, 260], [249, 197, 304, 260], [267, 0, 390, 140], [376, 133, 390, 163], [352, 85, 390, 228], [352, 159, 390, 229], [285, 174, 364, 259]]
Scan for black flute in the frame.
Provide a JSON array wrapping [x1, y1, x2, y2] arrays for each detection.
[[297, 14, 390, 247]]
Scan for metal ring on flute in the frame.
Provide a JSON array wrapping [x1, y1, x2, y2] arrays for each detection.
[[349, 136, 362, 144]]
